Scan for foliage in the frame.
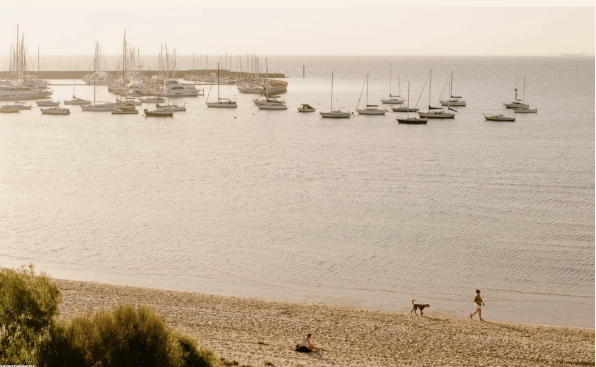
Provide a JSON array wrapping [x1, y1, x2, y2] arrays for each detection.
[[0, 265, 61, 364], [38, 304, 218, 367]]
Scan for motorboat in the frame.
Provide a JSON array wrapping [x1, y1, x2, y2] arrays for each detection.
[[484, 114, 516, 122], [0, 84, 53, 100], [397, 82, 427, 124], [356, 74, 386, 115], [36, 100, 60, 107], [40, 107, 70, 115], [298, 104, 316, 112], [64, 96, 91, 105], [139, 96, 166, 103], [0, 105, 20, 113], [112, 108, 138, 115], [513, 107, 537, 113], [144, 108, 173, 117], [320, 71, 351, 119], [162, 79, 200, 97]]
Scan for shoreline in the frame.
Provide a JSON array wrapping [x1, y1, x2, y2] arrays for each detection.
[[56, 278, 594, 367]]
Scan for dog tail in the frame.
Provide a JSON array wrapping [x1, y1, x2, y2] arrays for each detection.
[[411, 299, 415, 304]]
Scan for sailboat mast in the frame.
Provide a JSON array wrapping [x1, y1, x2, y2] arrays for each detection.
[[366, 73, 369, 105], [217, 62, 220, 101], [407, 81, 410, 119], [450, 71, 453, 97], [331, 71, 334, 110], [522, 78, 526, 103], [429, 70, 432, 108], [389, 65, 392, 96]]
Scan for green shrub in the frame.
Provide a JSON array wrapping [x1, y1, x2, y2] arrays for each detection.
[[38, 304, 218, 367], [170, 332, 219, 367], [0, 265, 61, 364]]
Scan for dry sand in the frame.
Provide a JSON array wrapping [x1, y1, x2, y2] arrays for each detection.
[[56, 279, 594, 367]]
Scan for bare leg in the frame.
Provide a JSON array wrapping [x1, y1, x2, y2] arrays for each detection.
[[470, 307, 479, 319], [479, 308, 484, 321]]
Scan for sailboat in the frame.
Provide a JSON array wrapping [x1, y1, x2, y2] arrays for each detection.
[[512, 78, 537, 113], [503, 79, 529, 109], [64, 74, 90, 105], [381, 66, 404, 104], [206, 63, 237, 108], [396, 82, 427, 124], [254, 59, 287, 110], [440, 71, 466, 106], [82, 45, 117, 112], [356, 74, 386, 115], [418, 70, 456, 119], [319, 71, 351, 118]]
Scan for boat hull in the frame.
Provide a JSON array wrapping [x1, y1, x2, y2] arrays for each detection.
[[257, 105, 287, 110], [381, 98, 404, 104], [513, 108, 537, 113], [298, 108, 316, 112], [503, 102, 529, 109], [40, 108, 70, 115], [320, 111, 351, 118], [356, 108, 386, 115], [392, 107, 419, 112], [397, 118, 428, 124], [484, 115, 515, 121], [144, 109, 173, 117], [418, 111, 455, 119], [440, 100, 466, 106], [206, 103, 237, 108]]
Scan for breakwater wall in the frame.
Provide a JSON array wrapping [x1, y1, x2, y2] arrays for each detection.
[[0, 70, 287, 80]]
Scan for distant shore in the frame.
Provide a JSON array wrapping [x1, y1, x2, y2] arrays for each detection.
[[56, 279, 594, 367], [0, 70, 287, 80]]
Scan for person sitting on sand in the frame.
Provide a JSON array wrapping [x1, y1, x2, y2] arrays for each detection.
[[295, 333, 321, 352], [470, 289, 486, 321]]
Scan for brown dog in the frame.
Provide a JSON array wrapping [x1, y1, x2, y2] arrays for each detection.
[[411, 299, 430, 316]]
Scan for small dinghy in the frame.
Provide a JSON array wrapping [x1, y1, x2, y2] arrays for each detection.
[[298, 104, 316, 112], [36, 100, 61, 107], [0, 105, 20, 113]]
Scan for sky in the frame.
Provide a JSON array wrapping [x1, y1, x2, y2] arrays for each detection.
[[0, 1, 593, 57]]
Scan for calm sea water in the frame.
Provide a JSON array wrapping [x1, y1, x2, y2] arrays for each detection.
[[0, 56, 594, 328]]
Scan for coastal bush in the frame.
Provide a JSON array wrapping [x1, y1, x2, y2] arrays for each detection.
[[37, 304, 218, 367], [0, 265, 61, 364]]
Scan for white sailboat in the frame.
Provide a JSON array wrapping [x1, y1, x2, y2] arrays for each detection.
[[381, 66, 404, 105], [254, 59, 286, 110], [503, 79, 529, 109], [396, 82, 428, 124], [356, 74, 386, 115], [418, 70, 456, 119], [81, 48, 117, 112], [440, 71, 466, 106], [320, 71, 351, 118], [484, 114, 516, 122], [512, 78, 537, 113], [206, 63, 237, 108]]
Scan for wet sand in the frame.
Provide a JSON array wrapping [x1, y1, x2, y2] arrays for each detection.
[[56, 279, 594, 367]]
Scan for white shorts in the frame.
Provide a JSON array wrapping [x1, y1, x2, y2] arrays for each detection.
[[475, 303, 482, 309]]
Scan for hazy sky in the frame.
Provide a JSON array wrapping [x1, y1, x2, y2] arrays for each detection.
[[0, 1, 593, 56]]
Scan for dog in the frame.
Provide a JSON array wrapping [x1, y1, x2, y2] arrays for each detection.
[[411, 299, 430, 316]]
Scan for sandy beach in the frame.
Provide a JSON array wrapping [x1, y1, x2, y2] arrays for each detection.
[[54, 279, 594, 367]]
